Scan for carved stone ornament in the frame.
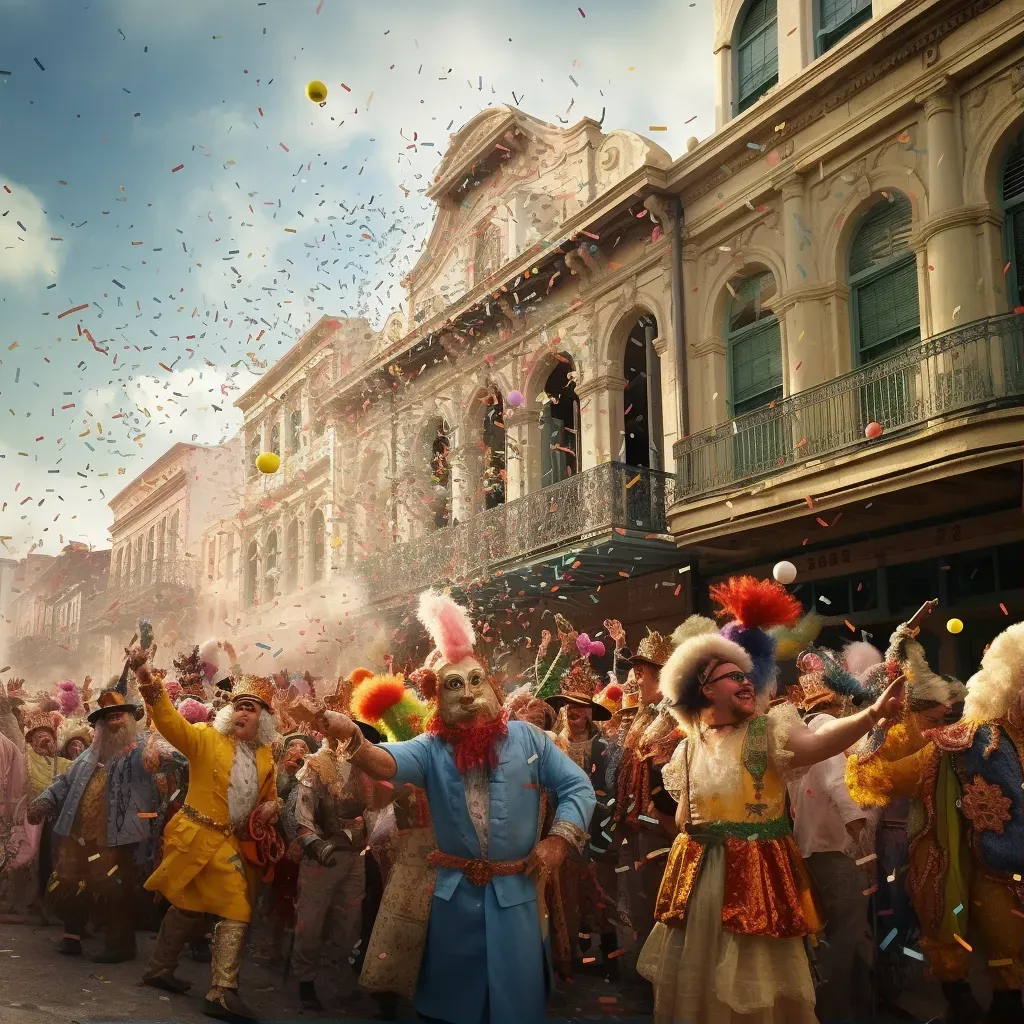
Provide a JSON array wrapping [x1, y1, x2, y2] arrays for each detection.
[[1011, 61, 1024, 95]]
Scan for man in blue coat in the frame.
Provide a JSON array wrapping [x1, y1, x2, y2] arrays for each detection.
[[28, 672, 184, 962], [310, 591, 595, 1024]]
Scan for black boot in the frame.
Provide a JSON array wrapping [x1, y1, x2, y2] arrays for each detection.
[[942, 981, 984, 1024], [372, 992, 399, 1021], [298, 981, 323, 1011], [599, 931, 620, 982], [57, 935, 83, 956], [987, 989, 1024, 1024]]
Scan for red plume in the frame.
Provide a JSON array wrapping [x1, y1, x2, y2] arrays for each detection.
[[710, 576, 801, 630], [408, 667, 438, 701], [350, 675, 407, 723], [347, 667, 375, 687]]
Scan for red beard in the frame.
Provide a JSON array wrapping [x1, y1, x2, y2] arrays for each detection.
[[428, 709, 509, 775]]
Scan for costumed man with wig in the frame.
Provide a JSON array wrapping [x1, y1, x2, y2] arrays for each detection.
[[28, 669, 182, 963], [847, 611, 1024, 1024], [303, 591, 596, 1024], [128, 641, 281, 1023], [638, 576, 905, 1024]]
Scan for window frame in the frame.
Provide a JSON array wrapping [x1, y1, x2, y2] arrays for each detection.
[[735, 0, 779, 115], [725, 272, 783, 416], [815, 0, 872, 56], [1001, 138, 1024, 313]]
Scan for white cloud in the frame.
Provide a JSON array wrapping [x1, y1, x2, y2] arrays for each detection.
[[0, 177, 60, 283]]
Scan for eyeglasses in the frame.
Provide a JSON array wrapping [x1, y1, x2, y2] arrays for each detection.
[[706, 670, 751, 686]]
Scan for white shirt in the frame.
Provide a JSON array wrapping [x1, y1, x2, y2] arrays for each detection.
[[787, 712, 865, 858]]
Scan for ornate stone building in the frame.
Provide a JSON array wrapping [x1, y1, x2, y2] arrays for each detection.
[[207, 0, 1022, 677]]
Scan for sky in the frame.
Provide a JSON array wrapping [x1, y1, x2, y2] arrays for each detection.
[[0, 0, 714, 559]]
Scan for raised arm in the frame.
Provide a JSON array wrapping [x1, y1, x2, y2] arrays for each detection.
[[130, 645, 203, 762], [305, 707, 400, 781], [785, 674, 905, 769]]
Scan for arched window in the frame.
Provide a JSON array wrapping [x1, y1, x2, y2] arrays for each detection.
[[727, 271, 783, 414], [817, 0, 872, 56], [623, 315, 663, 469], [1002, 135, 1024, 312], [540, 356, 580, 486], [286, 519, 299, 591], [134, 536, 144, 584], [247, 432, 261, 477], [483, 391, 506, 510], [428, 420, 453, 529], [287, 408, 302, 452], [309, 509, 325, 583], [168, 511, 179, 559], [117, 547, 126, 581], [146, 526, 156, 581], [849, 194, 919, 365], [269, 422, 281, 457], [313, 414, 326, 438], [244, 541, 258, 607], [475, 224, 503, 283], [737, 0, 778, 114], [157, 518, 166, 560], [263, 531, 278, 603]]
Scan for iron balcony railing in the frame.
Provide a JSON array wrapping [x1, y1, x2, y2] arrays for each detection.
[[674, 312, 1024, 499], [358, 462, 676, 603], [86, 557, 197, 628]]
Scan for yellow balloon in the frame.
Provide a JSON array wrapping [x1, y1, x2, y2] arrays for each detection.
[[946, 618, 964, 635], [255, 451, 281, 474], [306, 80, 328, 103]]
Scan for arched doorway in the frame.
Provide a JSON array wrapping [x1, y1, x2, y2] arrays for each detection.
[[540, 356, 579, 487], [309, 509, 325, 583], [623, 315, 663, 469], [483, 389, 506, 509], [427, 419, 452, 529], [244, 541, 258, 607], [263, 531, 278, 603]]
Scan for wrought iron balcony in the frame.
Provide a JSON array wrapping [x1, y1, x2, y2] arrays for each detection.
[[674, 312, 1024, 500], [358, 462, 676, 603], [85, 557, 197, 629]]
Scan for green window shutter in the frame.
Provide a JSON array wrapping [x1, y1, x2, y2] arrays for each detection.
[[849, 194, 913, 276], [855, 257, 920, 362], [818, 0, 872, 52], [730, 318, 783, 413], [737, 0, 778, 112], [1003, 141, 1024, 204]]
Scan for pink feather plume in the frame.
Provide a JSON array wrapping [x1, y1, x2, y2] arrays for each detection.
[[417, 590, 476, 665], [843, 641, 883, 681]]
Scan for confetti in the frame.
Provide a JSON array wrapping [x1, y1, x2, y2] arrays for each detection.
[[170, 163, 184, 172], [879, 927, 898, 950]]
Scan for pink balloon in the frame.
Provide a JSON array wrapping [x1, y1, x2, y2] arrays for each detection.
[[507, 390, 525, 408], [576, 633, 591, 656], [865, 421, 883, 440], [589, 640, 606, 658]]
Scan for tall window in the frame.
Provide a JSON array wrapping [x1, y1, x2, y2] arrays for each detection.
[[287, 408, 302, 452], [817, 0, 872, 55], [269, 421, 281, 457], [483, 392, 506, 510], [157, 519, 166, 560], [244, 541, 258, 607], [428, 420, 453, 530], [727, 271, 783, 414], [264, 531, 278, 603], [309, 509, 325, 583], [1003, 136, 1024, 312], [286, 519, 299, 591], [247, 432, 261, 477], [737, 0, 778, 113], [540, 357, 580, 487], [134, 536, 144, 584], [168, 511, 179, 558], [849, 194, 919, 364], [623, 316, 663, 469], [146, 526, 156, 581]]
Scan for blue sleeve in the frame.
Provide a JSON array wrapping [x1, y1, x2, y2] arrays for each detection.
[[533, 728, 596, 833], [380, 733, 433, 789]]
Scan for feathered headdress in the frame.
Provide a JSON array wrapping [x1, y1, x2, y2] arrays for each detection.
[[670, 615, 718, 649], [351, 673, 432, 742], [770, 613, 825, 664], [711, 576, 802, 693], [417, 591, 476, 669], [177, 697, 212, 724]]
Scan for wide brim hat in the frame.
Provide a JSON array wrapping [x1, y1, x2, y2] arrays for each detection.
[[88, 699, 145, 724], [22, 706, 60, 739], [545, 691, 612, 722], [57, 719, 93, 756]]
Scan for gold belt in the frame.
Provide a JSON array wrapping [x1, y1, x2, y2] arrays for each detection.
[[181, 804, 234, 838]]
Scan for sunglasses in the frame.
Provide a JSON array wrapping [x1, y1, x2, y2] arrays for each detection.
[[706, 670, 752, 687]]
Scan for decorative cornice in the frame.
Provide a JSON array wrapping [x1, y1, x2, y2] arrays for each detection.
[[576, 373, 628, 399], [915, 75, 956, 112], [775, 282, 850, 311], [914, 202, 1005, 246], [679, 0, 1003, 207], [775, 173, 806, 202], [690, 335, 727, 358]]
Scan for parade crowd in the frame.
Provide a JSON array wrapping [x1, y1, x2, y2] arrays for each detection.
[[0, 577, 1021, 1024]]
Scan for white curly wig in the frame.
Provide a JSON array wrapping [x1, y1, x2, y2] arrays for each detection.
[[661, 633, 754, 725], [962, 621, 1024, 724]]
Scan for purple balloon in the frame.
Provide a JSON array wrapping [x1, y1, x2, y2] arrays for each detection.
[[507, 390, 525, 408]]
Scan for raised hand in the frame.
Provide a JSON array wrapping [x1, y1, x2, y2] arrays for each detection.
[[870, 674, 906, 727]]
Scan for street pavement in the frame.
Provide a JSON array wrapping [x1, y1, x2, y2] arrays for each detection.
[[0, 921, 652, 1024]]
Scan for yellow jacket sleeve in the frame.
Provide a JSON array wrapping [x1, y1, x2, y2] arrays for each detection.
[[142, 682, 203, 762], [846, 725, 933, 808]]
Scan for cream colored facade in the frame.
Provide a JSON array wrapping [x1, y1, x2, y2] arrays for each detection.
[[197, 0, 1023, 676]]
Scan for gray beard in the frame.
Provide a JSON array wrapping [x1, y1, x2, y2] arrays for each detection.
[[94, 721, 136, 763]]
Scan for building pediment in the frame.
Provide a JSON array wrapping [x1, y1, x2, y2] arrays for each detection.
[[426, 108, 522, 202]]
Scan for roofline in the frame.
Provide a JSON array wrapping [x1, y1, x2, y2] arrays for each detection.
[[108, 441, 199, 510]]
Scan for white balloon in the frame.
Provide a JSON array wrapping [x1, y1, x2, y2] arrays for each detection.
[[773, 561, 797, 585]]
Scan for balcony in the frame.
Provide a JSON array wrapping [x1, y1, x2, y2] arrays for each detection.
[[674, 313, 1024, 501], [358, 462, 678, 606], [245, 432, 331, 505], [86, 557, 197, 630]]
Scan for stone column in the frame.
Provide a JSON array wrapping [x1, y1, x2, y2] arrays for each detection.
[[576, 373, 626, 468], [919, 79, 981, 332], [776, 173, 827, 393], [714, 45, 732, 129], [505, 409, 540, 500], [448, 445, 475, 525]]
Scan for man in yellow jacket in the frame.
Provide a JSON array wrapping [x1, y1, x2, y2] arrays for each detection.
[[129, 644, 279, 1023]]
